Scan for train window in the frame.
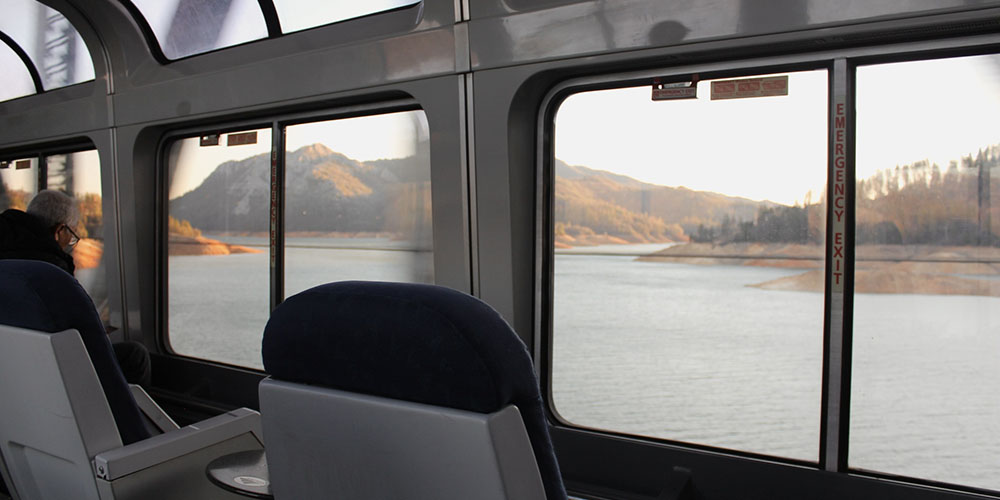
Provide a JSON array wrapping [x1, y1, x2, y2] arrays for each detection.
[[283, 110, 433, 296], [44, 150, 108, 318], [851, 55, 1000, 490], [0, 41, 36, 101], [550, 70, 828, 460], [1, 150, 107, 318], [0, 0, 95, 90], [273, 0, 421, 34], [127, 0, 268, 60], [166, 128, 272, 368], [0, 157, 38, 211]]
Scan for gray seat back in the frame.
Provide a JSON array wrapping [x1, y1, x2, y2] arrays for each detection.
[[259, 378, 546, 500], [0, 325, 121, 500]]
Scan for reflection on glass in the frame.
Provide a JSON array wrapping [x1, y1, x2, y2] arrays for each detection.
[[551, 71, 828, 460], [283, 110, 433, 297], [852, 55, 1000, 490], [46, 150, 106, 315], [167, 129, 271, 369], [0, 157, 38, 211], [0, 42, 36, 101], [273, 0, 420, 33], [0, 0, 95, 89], [130, 0, 267, 60]]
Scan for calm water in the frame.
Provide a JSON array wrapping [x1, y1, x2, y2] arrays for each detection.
[[168, 236, 432, 369], [169, 240, 1000, 492]]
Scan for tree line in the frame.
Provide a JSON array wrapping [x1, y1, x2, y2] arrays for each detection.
[[689, 145, 999, 246]]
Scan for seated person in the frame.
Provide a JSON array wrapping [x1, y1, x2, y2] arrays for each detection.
[[0, 190, 150, 386]]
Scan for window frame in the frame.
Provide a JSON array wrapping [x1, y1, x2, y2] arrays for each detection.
[[537, 58, 834, 465], [536, 39, 1000, 498], [157, 98, 426, 369], [117, 0, 425, 63]]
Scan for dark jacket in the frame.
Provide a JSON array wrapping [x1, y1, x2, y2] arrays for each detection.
[[0, 209, 75, 274]]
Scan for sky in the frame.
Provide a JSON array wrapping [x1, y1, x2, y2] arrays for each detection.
[[556, 55, 1000, 206], [556, 70, 829, 206]]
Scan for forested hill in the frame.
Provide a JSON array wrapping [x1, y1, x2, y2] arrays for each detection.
[[856, 148, 1000, 245], [554, 160, 770, 245], [169, 144, 431, 236], [169, 148, 779, 244]]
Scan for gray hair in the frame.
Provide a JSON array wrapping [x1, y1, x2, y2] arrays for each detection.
[[26, 190, 79, 229]]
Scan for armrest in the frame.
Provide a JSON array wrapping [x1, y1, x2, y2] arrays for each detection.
[[129, 384, 180, 433], [93, 408, 262, 481]]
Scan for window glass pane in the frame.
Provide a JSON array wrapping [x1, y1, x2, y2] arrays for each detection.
[[283, 111, 433, 297], [167, 129, 271, 369], [274, 0, 420, 34], [551, 70, 828, 460], [0, 40, 36, 101], [852, 55, 1000, 490], [45, 150, 107, 318], [0, 158, 38, 211], [130, 0, 267, 60], [0, 0, 94, 89]]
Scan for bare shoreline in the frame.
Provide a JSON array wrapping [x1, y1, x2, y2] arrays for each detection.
[[636, 242, 1000, 297]]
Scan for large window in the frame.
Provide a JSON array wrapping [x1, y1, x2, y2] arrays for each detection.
[[550, 70, 828, 460], [166, 110, 433, 369], [45, 150, 106, 315], [1, 149, 106, 317], [283, 111, 432, 297], [167, 128, 272, 367], [851, 55, 1000, 490]]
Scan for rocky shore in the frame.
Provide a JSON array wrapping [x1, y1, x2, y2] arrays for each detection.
[[168, 234, 263, 256]]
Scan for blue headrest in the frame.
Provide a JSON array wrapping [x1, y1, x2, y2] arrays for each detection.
[[0, 260, 150, 445], [262, 281, 566, 500]]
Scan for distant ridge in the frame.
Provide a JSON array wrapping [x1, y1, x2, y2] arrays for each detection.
[[554, 159, 774, 246], [170, 147, 781, 248], [170, 144, 431, 239]]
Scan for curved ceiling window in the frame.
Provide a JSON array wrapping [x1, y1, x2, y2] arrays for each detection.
[[0, 41, 35, 101], [128, 0, 268, 60], [0, 0, 94, 99], [273, 0, 421, 34]]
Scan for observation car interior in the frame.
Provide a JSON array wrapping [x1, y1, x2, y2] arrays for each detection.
[[3, 0, 1000, 499]]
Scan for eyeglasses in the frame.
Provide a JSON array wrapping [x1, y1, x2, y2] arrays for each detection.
[[61, 224, 80, 249]]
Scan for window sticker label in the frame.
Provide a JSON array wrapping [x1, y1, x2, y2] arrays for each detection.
[[200, 134, 220, 147], [227, 131, 258, 146], [14, 159, 31, 170], [711, 76, 788, 100], [652, 78, 698, 101]]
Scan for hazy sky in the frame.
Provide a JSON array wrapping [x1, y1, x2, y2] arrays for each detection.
[[556, 70, 829, 206], [556, 55, 1000, 206]]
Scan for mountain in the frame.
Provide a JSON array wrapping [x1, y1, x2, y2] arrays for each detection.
[[169, 144, 431, 238], [171, 146, 776, 247], [554, 160, 773, 244]]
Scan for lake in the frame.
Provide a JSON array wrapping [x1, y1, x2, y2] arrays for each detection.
[[168, 239, 1000, 492]]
